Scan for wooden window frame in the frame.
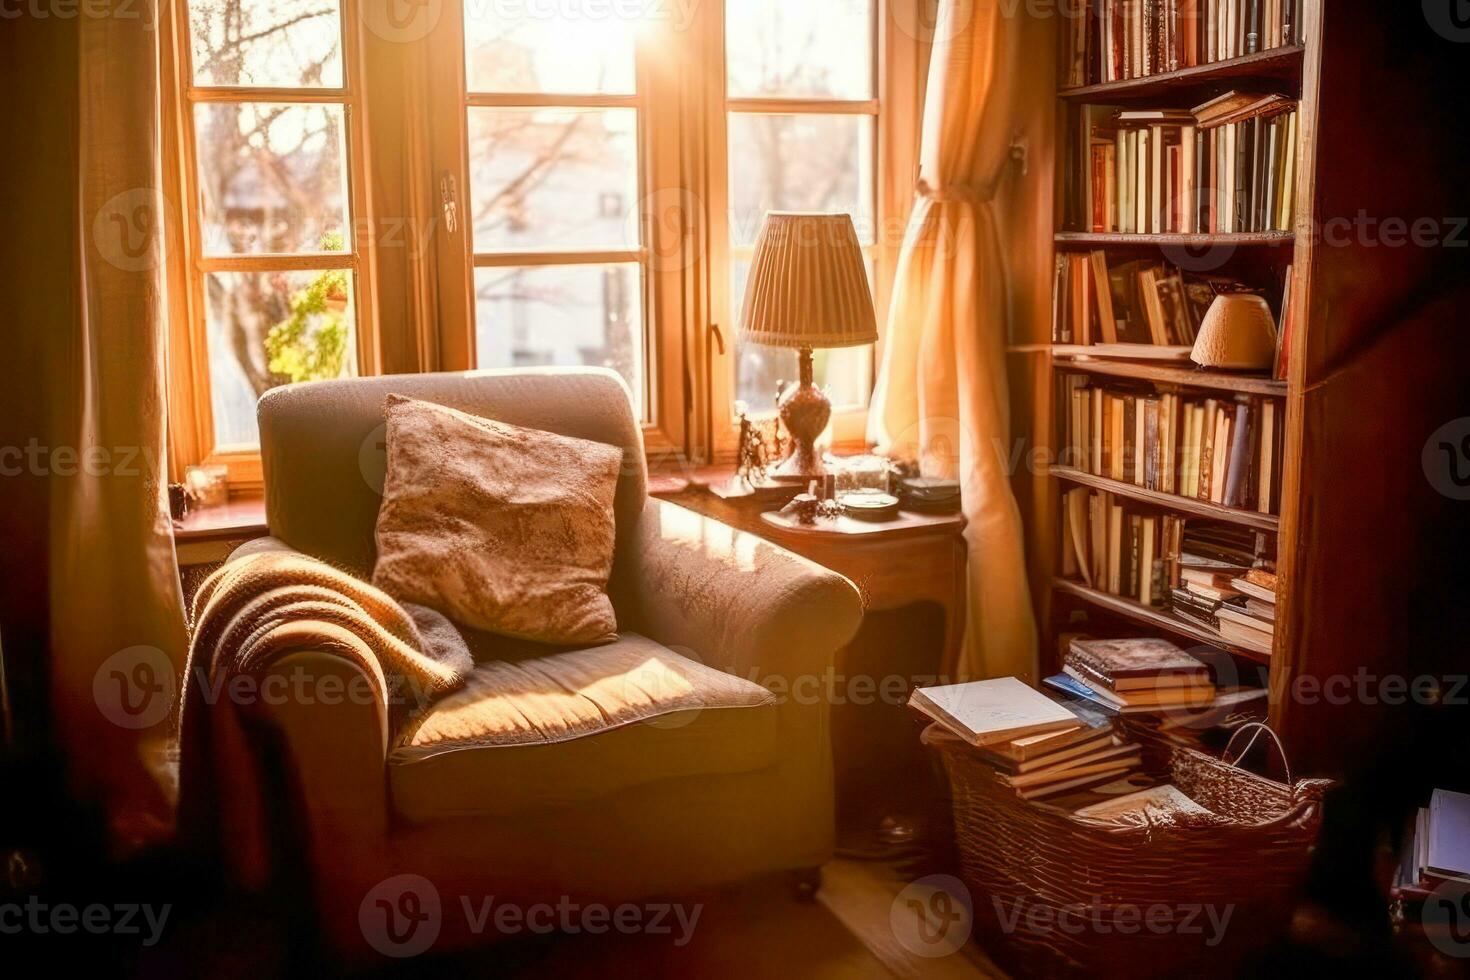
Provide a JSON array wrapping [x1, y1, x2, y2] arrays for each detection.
[[162, 0, 380, 493], [161, 1, 924, 490], [704, 0, 926, 461], [422, 3, 690, 459]]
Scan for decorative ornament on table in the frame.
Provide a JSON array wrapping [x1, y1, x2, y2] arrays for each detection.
[[734, 401, 772, 488]]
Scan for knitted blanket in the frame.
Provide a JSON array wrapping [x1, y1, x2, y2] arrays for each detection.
[[177, 542, 474, 864]]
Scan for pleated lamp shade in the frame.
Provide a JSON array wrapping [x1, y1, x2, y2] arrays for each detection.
[[737, 212, 878, 349]]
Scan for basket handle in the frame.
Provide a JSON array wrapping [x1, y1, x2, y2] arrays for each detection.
[[1222, 722, 1292, 786]]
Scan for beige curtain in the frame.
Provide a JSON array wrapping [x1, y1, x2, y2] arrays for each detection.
[[870, 0, 1038, 682], [48, 4, 189, 850]]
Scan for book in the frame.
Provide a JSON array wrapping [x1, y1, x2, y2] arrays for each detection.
[[1425, 789, 1470, 885], [1073, 783, 1218, 822], [1014, 765, 1136, 801], [908, 678, 1079, 747], [1230, 576, 1277, 603], [1062, 666, 1216, 710], [987, 719, 1116, 767], [1002, 741, 1142, 789]]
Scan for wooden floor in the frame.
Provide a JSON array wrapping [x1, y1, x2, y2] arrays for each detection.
[[414, 863, 1005, 975], [366, 861, 1007, 979]]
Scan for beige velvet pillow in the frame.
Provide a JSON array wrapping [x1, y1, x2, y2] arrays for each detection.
[[372, 394, 623, 646]]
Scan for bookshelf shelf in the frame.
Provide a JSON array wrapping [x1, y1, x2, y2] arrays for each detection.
[[1053, 579, 1273, 666], [1054, 231, 1294, 248], [1052, 355, 1288, 396], [1049, 465, 1281, 532], [1058, 45, 1305, 102]]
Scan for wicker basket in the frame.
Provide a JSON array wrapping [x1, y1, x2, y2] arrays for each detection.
[[925, 724, 1331, 979]]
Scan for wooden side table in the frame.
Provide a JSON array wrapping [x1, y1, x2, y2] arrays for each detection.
[[651, 466, 968, 855], [650, 468, 969, 677]]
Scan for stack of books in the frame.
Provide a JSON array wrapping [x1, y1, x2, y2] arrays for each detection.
[[1060, 637, 1216, 713], [1069, 94, 1298, 237], [910, 677, 1141, 801], [1062, 1, 1307, 89], [1058, 375, 1285, 515], [1395, 789, 1470, 900], [1166, 525, 1276, 654]]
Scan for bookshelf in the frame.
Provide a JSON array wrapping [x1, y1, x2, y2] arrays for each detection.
[[1007, 1, 1470, 778], [1020, 0, 1324, 756]]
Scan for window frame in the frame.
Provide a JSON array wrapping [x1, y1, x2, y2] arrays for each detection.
[[705, 0, 925, 460], [162, 0, 925, 490], [163, 0, 380, 492], [422, 1, 691, 458]]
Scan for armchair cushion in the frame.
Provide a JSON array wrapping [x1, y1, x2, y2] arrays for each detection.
[[372, 394, 624, 646], [388, 632, 779, 820]]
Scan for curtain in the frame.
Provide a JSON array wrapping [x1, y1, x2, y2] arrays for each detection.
[[869, 0, 1039, 682], [46, 3, 189, 851]]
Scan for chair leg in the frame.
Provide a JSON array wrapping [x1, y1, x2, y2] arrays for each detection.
[[791, 866, 823, 903]]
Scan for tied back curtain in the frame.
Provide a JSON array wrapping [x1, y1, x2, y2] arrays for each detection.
[[48, 2, 189, 849], [869, 0, 1039, 682]]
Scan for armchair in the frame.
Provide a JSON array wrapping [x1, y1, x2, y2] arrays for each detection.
[[202, 369, 863, 959]]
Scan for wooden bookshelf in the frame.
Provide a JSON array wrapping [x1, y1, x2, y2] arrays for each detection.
[[1058, 45, 1305, 102], [1053, 579, 1272, 666], [1011, 0, 1469, 778], [1050, 465, 1280, 532], [1051, 354, 1288, 396]]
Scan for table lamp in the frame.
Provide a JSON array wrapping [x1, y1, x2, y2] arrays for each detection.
[[737, 212, 878, 479]]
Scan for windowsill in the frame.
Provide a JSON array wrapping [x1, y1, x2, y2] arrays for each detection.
[[173, 496, 267, 543]]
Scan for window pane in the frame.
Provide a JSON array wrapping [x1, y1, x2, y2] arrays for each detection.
[[189, 0, 343, 88], [727, 113, 875, 246], [474, 264, 645, 418], [468, 108, 639, 252], [195, 102, 350, 255], [726, 0, 872, 100], [464, 2, 637, 94], [205, 269, 358, 448], [731, 260, 872, 414]]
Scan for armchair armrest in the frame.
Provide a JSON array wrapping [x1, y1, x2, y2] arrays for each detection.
[[206, 538, 392, 884], [619, 499, 864, 686]]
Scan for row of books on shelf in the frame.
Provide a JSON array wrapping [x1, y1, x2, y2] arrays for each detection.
[[1061, 0, 1306, 88], [1060, 498, 1278, 653], [1058, 376, 1284, 514], [1075, 95, 1298, 236], [1052, 253, 1214, 348]]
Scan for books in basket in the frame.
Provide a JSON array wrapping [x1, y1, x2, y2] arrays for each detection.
[[908, 677, 1080, 747]]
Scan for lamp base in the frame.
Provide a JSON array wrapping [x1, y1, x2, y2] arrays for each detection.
[[774, 348, 830, 482]]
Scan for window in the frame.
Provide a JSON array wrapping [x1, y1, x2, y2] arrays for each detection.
[[167, 0, 375, 484], [724, 0, 879, 418], [459, 4, 650, 418], [164, 1, 920, 485]]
